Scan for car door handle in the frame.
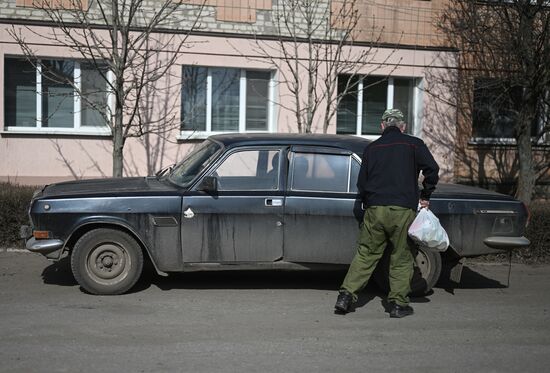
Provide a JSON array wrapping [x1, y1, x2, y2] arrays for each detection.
[[265, 198, 283, 207]]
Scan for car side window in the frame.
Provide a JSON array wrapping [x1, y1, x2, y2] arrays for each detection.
[[212, 149, 280, 191], [291, 152, 353, 193], [349, 158, 360, 194]]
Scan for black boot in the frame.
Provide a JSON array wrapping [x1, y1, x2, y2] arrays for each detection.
[[334, 291, 353, 314], [389, 302, 414, 318]]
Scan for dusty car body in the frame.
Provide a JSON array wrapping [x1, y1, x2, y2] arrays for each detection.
[[22, 134, 530, 295]]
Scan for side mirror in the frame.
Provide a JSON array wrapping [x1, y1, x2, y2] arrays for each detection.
[[197, 176, 218, 193]]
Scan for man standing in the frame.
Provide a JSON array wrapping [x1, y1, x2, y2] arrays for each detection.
[[334, 109, 439, 318]]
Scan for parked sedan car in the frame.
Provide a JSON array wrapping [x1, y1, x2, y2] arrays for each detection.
[[22, 134, 530, 295]]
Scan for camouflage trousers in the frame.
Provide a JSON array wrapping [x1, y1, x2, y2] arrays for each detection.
[[340, 205, 416, 306]]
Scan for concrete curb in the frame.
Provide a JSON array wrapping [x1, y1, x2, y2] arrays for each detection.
[[0, 248, 29, 253]]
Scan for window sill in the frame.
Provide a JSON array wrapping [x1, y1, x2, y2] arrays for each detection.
[[468, 137, 550, 146], [469, 137, 517, 145], [178, 130, 272, 141], [2, 127, 112, 137]]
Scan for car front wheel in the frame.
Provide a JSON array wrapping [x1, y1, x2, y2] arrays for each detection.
[[71, 228, 144, 295]]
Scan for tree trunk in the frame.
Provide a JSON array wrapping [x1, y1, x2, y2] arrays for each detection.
[[112, 104, 124, 178], [514, 5, 538, 206], [516, 122, 535, 206]]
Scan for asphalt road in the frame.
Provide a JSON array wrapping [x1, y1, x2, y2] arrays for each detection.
[[1, 249, 549, 373]]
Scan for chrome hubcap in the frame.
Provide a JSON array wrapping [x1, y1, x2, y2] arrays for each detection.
[[415, 248, 431, 279], [86, 243, 130, 284]]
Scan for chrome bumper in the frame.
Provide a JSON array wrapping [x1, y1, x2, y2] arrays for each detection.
[[26, 237, 64, 255], [483, 236, 530, 250]]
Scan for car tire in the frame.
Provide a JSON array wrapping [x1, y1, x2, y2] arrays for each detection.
[[373, 245, 442, 296], [70, 228, 143, 295]]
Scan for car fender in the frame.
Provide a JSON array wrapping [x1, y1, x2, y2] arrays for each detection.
[[65, 216, 168, 277]]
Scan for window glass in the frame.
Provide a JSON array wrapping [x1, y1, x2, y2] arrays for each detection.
[[349, 158, 360, 193], [336, 75, 359, 135], [181, 66, 272, 134], [291, 153, 350, 193], [473, 79, 517, 138], [181, 66, 207, 131], [534, 95, 549, 138], [211, 68, 240, 131], [169, 140, 221, 187], [4, 58, 36, 127], [472, 78, 538, 138], [214, 149, 279, 191], [362, 77, 387, 135], [41, 60, 74, 128], [4, 57, 110, 131], [336, 75, 419, 136], [80, 62, 109, 127], [394, 78, 415, 134], [246, 71, 270, 131]]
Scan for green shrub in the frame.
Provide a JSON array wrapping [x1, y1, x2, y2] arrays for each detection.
[[0, 182, 37, 247], [523, 201, 550, 263]]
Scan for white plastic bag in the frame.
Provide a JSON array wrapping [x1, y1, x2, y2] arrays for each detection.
[[408, 208, 449, 252]]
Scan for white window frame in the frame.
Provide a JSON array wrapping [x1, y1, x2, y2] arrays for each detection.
[[180, 67, 276, 140], [4, 57, 112, 136], [343, 76, 423, 140]]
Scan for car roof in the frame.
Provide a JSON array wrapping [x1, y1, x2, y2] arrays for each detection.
[[209, 133, 370, 155]]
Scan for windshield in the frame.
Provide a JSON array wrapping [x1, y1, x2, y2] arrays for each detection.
[[168, 140, 222, 187]]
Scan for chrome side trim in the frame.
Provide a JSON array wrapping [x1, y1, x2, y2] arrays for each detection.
[[475, 210, 517, 214]]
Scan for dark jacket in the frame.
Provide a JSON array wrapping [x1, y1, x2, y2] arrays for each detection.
[[358, 126, 439, 210]]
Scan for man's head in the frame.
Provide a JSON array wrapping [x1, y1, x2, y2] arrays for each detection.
[[381, 109, 406, 132]]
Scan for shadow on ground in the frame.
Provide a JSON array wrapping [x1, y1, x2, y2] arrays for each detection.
[[41, 257, 77, 287], [40, 258, 508, 297], [436, 265, 507, 295], [150, 269, 347, 292]]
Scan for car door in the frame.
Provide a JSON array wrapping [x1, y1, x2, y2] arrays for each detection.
[[181, 146, 285, 263], [283, 146, 363, 264]]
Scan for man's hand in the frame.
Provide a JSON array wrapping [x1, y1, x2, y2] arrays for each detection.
[[419, 199, 430, 209]]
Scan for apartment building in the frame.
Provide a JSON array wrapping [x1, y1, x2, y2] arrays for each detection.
[[0, 0, 486, 186]]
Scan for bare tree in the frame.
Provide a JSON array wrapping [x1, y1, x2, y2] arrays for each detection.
[[437, 0, 550, 205], [9, 0, 203, 177], [246, 0, 397, 133]]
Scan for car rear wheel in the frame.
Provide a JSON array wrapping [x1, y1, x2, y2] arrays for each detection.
[[373, 245, 442, 296], [71, 228, 143, 295]]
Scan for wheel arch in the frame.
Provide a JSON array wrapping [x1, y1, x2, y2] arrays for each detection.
[[64, 220, 167, 277]]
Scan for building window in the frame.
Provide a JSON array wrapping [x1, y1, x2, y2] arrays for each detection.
[[181, 66, 274, 137], [472, 78, 547, 142], [336, 76, 421, 137], [4, 57, 111, 134]]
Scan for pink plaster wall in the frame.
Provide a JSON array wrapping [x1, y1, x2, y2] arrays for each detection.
[[0, 24, 457, 185]]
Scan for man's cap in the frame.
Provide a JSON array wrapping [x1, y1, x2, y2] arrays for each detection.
[[382, 108, 404, 121]]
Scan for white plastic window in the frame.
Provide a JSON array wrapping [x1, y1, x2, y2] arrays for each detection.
[[4, 57, 111, 134]]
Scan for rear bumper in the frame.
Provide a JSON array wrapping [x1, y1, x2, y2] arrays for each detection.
[[483, 236, 530, 250]]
